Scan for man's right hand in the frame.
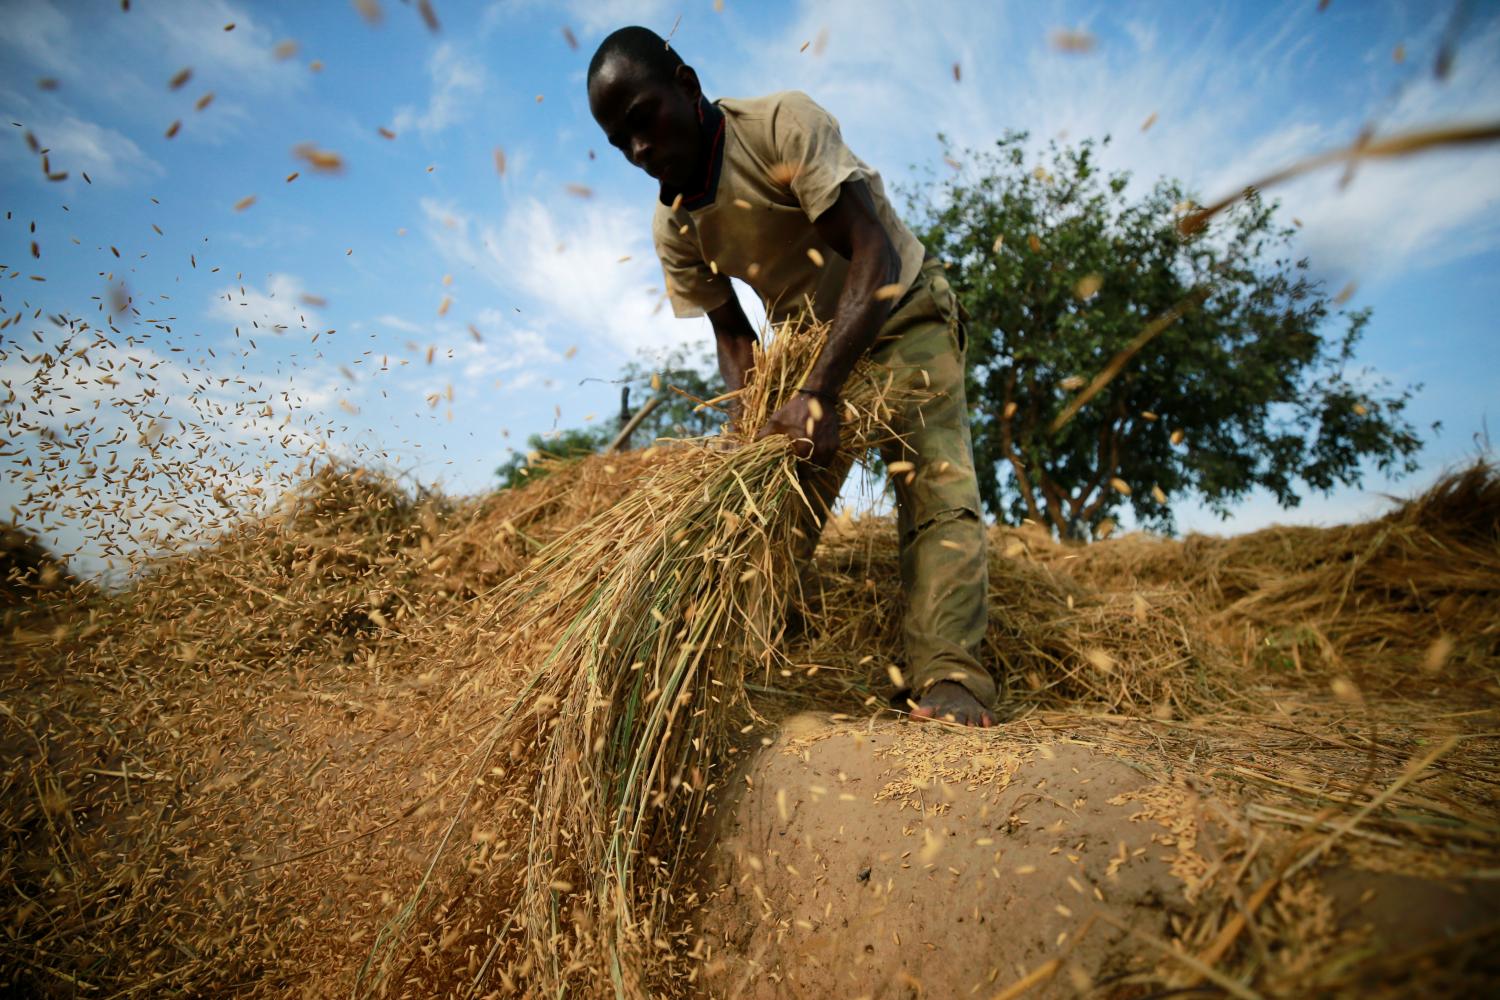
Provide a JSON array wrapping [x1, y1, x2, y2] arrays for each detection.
[[755, 391, 841, 468]]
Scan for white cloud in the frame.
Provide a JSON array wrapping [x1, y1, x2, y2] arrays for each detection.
[[418, 194, 696, 357], [1290, 148, 1500, 283], [220, 218, 319, 252], [376, 313, 429, 336], [4, 1, 301, 124], [209, 274, 325, 335], [483, 0, 675, 40], [0, 0, 302, 166], [1275, 18, 1500, 281], [458, 322, 560, 380], [565, 0, 675, 38], [392, 42, 487, 137], [139, 0, 296, 95], [2, 0, 296, 95], [9, 113, 164, 187], [0, 0, 72, 73], [712, 1, 1500, 287]]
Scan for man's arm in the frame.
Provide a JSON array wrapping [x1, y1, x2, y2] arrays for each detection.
[[707, 294, 757, 394], [756, 178, 901, 465], [802, 178, 903, 398]]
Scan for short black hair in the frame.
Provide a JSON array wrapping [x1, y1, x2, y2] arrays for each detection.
[[587, 26, 685, 88]]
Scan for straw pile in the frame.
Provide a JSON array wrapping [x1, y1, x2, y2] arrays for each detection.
[[2, 348, 1496, 996], [357, 319, 921, 996], [0, 450, 672, 997], [1049, 462, 1499, 692]]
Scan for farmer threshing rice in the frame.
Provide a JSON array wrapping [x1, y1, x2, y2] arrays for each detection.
[[587, 26, 998, 728]]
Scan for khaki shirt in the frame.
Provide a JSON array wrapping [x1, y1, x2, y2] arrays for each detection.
[[652, 91, 927, 324]]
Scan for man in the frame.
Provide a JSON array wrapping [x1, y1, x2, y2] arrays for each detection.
[[587, 26, 996, 727]]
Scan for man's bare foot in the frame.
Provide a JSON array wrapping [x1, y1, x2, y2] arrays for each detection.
[[909, 681, 995, 727]]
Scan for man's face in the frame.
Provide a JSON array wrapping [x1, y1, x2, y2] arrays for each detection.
[[588, 57, 702, 190]]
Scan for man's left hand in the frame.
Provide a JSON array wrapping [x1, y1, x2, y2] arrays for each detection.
[[755, 392, 841, 468]]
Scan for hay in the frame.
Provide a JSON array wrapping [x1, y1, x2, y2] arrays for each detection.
[[2, 381, 1496, 996], [1051, 462, 1500, 692], [789, 515, 1228, 717], [357, 318, 922, 996], [0, 454, 672, 997]]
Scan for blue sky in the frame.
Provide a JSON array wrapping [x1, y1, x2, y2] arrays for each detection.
[[3, 0, 1498, 575]]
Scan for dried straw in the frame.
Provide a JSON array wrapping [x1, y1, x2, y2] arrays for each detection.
[[357, 317, 918, 996], [3, 392, 1495, 997]]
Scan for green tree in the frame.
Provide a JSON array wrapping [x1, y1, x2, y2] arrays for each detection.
[[909, 132, 1427, 538], [495, 343, 723, 489], [495, 425, 612, 489]]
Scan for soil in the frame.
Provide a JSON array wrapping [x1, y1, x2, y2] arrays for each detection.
[[699, 713, 1197, 997], [696, 712, 1500, 999]]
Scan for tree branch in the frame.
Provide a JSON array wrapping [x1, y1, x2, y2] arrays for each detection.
[[1022, 370, 1069, 536], [1079, 400, 1126, 525], [998, 369, 1044, 523], [1035, 464, 1070, 538]]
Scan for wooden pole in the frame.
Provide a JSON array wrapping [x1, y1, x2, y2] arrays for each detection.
[[605, 396, 661, 454]]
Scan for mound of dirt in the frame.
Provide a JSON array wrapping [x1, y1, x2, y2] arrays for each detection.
[[700, 713, 1500, 999], [701, 714, 1190, 996]]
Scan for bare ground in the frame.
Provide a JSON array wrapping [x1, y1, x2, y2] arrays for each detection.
[[697, 712, 1500, 998]]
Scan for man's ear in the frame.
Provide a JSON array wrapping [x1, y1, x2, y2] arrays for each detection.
[[674, 64, 702, 103]]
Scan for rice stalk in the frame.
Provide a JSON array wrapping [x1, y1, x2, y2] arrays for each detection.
[[358, 317, 920, 997]]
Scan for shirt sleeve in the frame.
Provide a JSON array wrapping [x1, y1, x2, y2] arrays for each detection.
[[652, 208, 733, 319], [768, 91, 871, 223]]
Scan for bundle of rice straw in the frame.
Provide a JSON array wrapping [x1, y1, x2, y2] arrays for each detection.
[[359, 319, 919, 997]]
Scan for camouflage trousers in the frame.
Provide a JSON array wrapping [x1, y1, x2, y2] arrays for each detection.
[[797, 258, 996, 708]]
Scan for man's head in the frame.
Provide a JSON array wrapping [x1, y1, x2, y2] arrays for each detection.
[[587, 26, 705, 190]]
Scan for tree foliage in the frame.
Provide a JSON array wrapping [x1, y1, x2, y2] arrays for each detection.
[[909, 132, 1426, 538], [495, 343, 723, 489], [495, 425, 613, 490]]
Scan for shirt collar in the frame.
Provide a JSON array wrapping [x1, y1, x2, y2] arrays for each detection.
[[659, 96, 726, 211]]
